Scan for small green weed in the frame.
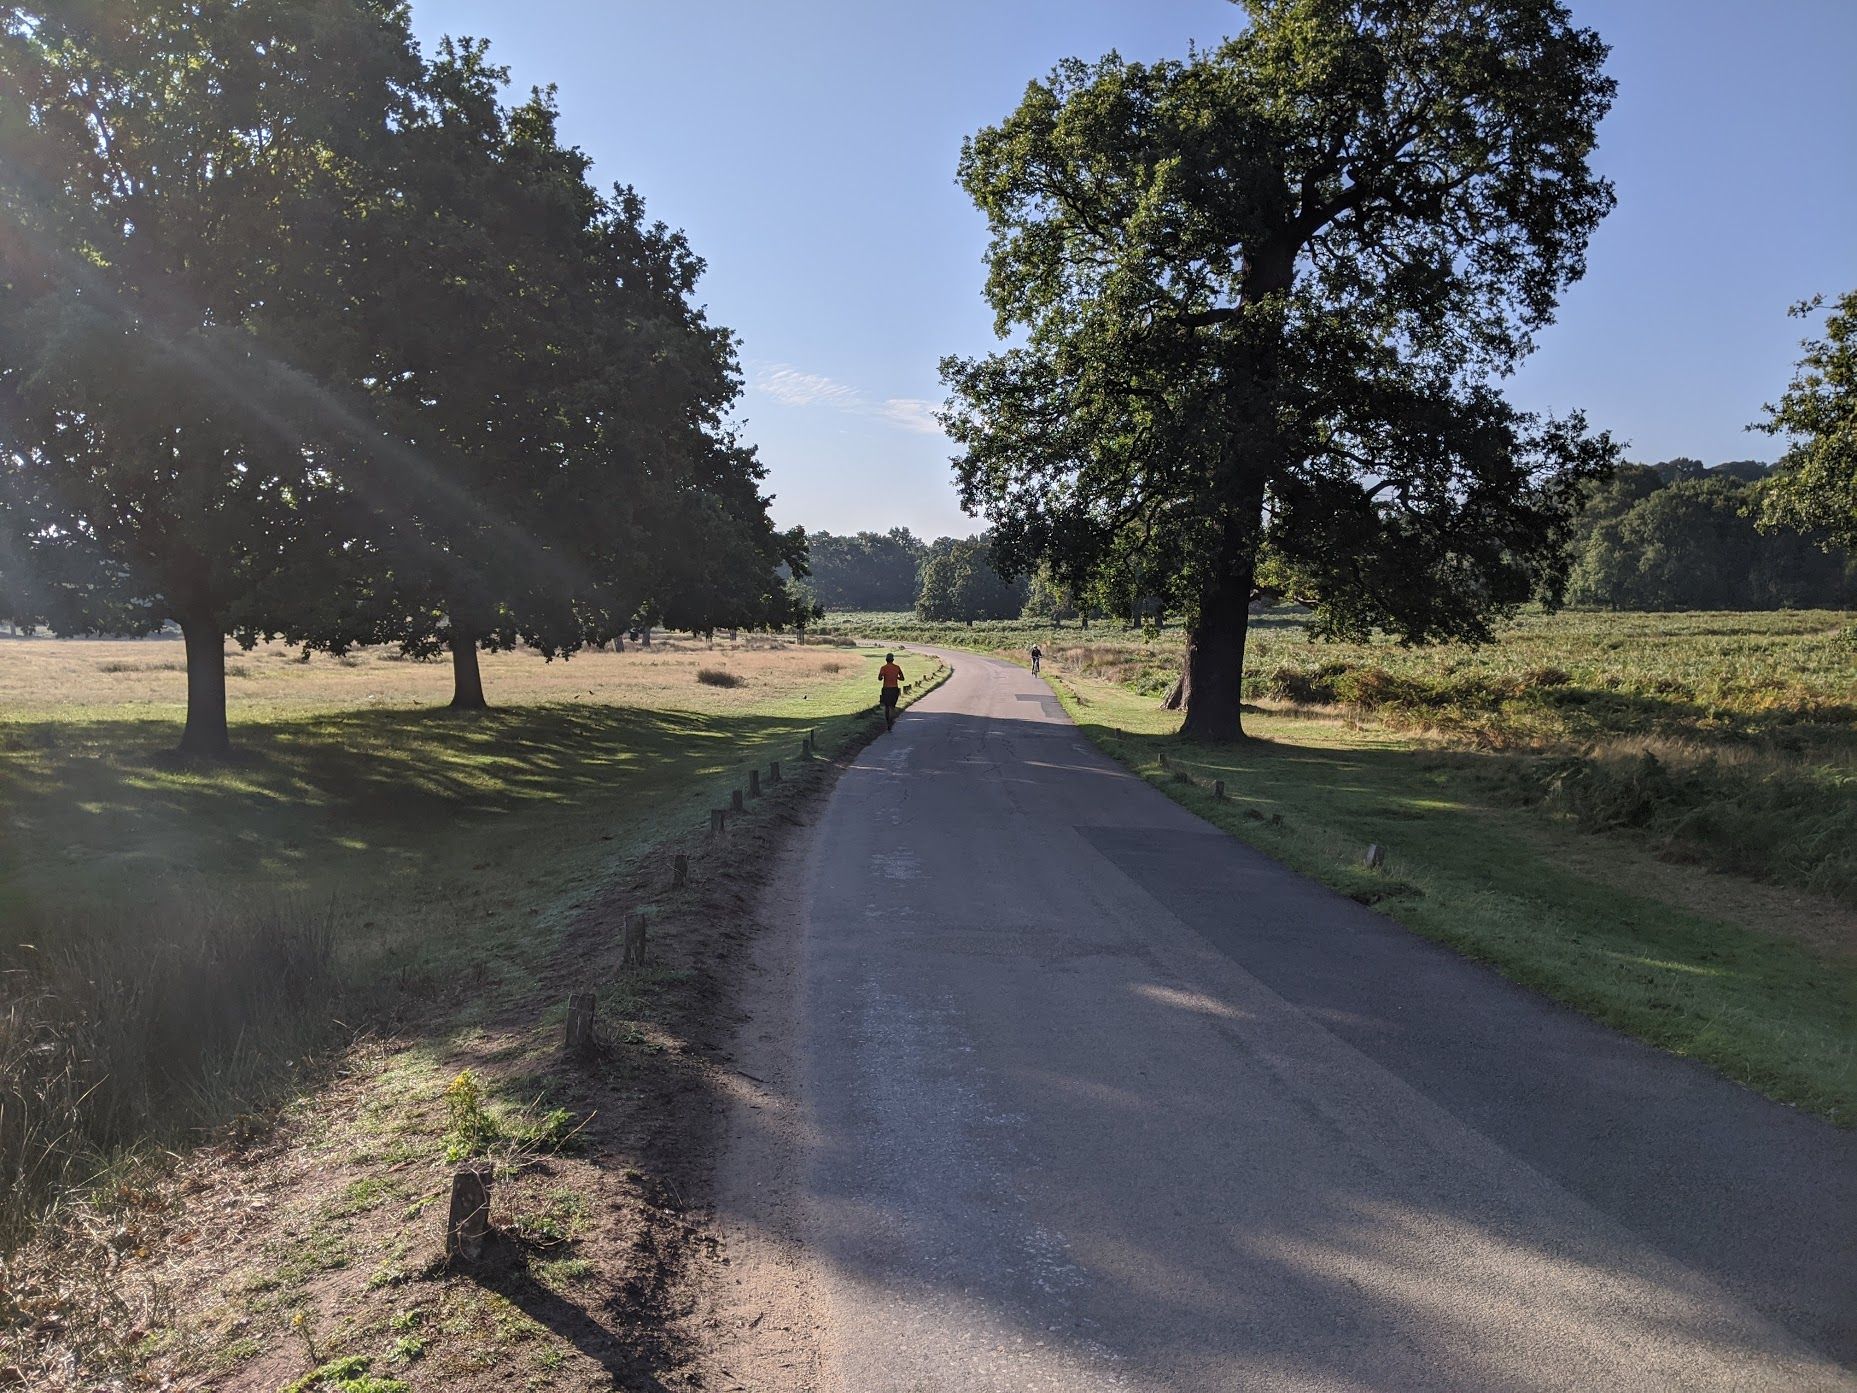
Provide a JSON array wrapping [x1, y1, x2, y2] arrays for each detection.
[[280, 1355, 409, 1393], [442, 1071, 495, 1163]]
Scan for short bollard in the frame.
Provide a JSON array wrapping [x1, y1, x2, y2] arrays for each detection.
[[1214, 779, 1225, 800], [731, 788, 745, 813], [710, 808, 726, 836], [768, 760, 782, 785], [1364, 843, 1385, 870], [622, 913, 648, 968], [749, 768, 761, 797], [672, 853, 688, 888], [564, 992, 595, 1057], [446, 1166, 491, 1262]]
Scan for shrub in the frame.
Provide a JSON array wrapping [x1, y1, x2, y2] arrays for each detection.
[[695, 668, 742, 688]]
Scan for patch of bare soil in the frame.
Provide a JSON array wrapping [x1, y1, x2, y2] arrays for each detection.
[[2, 732, 867, 1391]]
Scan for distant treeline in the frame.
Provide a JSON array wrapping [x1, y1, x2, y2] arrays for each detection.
[[803, 458, 1854, 623], [796, 530, 1029, 620], [1567, 459, 1855, 611]]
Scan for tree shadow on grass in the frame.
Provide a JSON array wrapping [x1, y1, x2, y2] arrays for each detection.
[[0, 703, 841, 902]]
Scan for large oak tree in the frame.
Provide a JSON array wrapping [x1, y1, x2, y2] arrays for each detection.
[[942, 0, 1619, 739], [0, 0, 420, 754]]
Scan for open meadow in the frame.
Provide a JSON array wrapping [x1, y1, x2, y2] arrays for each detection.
[[0, 634, 905, 1255], [825, 608, 1857, 1123]]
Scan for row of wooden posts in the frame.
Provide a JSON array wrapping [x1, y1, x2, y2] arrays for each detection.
[[444, 720, 832, 1263], [446, 665, 951, 1261]]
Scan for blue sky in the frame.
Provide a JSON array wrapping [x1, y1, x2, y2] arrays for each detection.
[[411, 1, 1857, 539]]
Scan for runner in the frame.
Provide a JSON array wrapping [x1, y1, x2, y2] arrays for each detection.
[[878, 651, 905, 730]]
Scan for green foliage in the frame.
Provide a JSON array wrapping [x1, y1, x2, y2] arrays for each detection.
[[1755, 291, 1857, 550], [941, 0, 1619, 738], [441, 1070, 495, 1164], [802, 529, 926, 611], [1566, 465, 1855, 609], [0, 2, 423, 751], [439, 1072, 579, 1167], [915, 536, 1028, 622], [281, 1355, 409, 1393]]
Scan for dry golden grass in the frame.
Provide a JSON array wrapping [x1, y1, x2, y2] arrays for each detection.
[[0, 633, 864, 724]]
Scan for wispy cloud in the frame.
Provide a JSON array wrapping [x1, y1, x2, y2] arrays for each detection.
[[747, 362, 945, 439], [753, 364, 861, 409], [875, 397, 944, 436]]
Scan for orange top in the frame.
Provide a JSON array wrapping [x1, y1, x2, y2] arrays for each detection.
[[879, 661, 904, 689]]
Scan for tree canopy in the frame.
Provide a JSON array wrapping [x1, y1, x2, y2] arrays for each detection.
[[1567, 460, 1854, 611], [0, 3, 800, 751], [1755, 292, 1857, 552], [942, 0, 1619, 738], [0, 0, 421, 752], [798, 528, 926, 611], [915, 535, 1026, 622]]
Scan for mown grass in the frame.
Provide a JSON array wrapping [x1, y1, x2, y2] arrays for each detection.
[[0, 635, 897, 1249]]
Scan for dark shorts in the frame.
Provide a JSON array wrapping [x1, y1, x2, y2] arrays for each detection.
[[880, 687, 900, 707]]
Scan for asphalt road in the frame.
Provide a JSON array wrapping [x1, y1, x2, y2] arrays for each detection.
[[717, 649, 1856, 1391]]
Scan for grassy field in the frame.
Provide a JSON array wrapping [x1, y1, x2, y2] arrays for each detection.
[[0, 633, 915, 1250], [828, 608, 1857, 1123]]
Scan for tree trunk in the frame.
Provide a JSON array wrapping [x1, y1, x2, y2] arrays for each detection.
[[177, 614, 231, 757], [449, 628, 487, 710], [1177, 545, 1257, 743]]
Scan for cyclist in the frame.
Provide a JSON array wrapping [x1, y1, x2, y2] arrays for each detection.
[[878, 652, 905, 730], [1030, 643, 1043, 676]]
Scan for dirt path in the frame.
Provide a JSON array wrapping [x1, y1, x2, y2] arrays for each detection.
[[692, 648, 1857, 1391]]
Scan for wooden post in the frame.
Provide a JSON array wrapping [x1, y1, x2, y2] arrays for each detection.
[[623, 914, 648, 968], [446, 1166, 491, 1262], [672, 853, 688, 888], [749, 768, 761, 798], [768, 760, 781, 785], [564, 992, 595, 1057], [731, 788, 744, 813], [1214, 780, 1225, 800], [710, 808, 726, 836], [1364, 844, 1385, 870]]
